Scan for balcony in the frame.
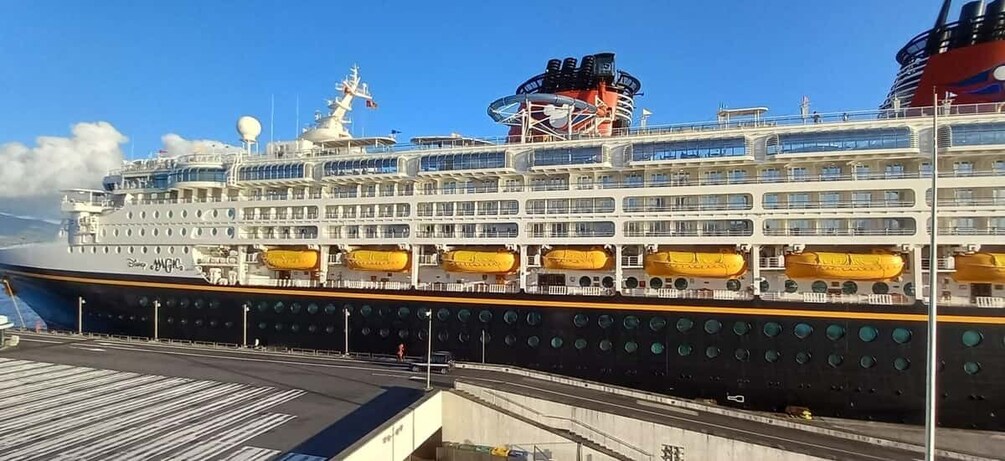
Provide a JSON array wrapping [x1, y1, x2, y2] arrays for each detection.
[[760, 292, 906, 305], [763, 200, 913, 210], [920, 257, 954, 271], [938, 227, 1005, 236], [418, 254, 439, 266], [763, 228, 915, 236], [624, 228, 753, 237], [621, 288, 753, 301], [758, 256, 784, 269], [416, 283, 518, 294], [621, 255, 643, 268], [528, 286, 614, 296]]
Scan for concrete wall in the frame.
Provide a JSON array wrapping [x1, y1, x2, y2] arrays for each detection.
[[441, 391, 617, 461], [458, 383, 828, 461], [337, 391, 443, 461]]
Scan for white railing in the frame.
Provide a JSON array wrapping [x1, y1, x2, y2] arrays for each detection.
[[528, 286, 613, 296], [621, 255, 643, 268], [328, 280, 411, 291], [328, 254, 343, 265], [418, 254, 439, 266], [921, 258, 955, 270], [975, 297, 1005, 308], [415, 283, 518, 294], [761, 291, 906, 306], [620, 288, 753, 301], [526, 255, 541, 267], [195, 256, 238, 266], [758, 256, 784, 269]]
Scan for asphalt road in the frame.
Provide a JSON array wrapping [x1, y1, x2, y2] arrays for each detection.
[[1, 332, 996, 461]]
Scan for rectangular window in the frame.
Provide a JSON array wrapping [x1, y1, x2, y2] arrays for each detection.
[[953, 161, 974, 176], [854, 164, 871, 179], [820, 192, 840, 207], [649, 172, 669, 187], [955, 189, 974, 205], [728, 169, 748, 183], [820, 165, 841, 180], [852, 191, 872, 206], [762, 168, 781, 183], [788, 193, 809, 209], [576, 176, 594, 190], [789, 167, 807, 181], [763, 194, 779, 209], [885, 163, 905, 179]]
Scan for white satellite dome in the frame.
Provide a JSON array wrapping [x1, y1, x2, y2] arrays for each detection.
[[236, 116, 262, 143]]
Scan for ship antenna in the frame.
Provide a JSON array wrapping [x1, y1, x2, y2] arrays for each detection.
[[269, 94, 275, 151]]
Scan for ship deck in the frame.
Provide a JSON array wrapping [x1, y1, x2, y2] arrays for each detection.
[[0, 331, 1000, 461]]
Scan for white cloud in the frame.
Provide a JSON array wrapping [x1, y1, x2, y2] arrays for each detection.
[[0, 122, 126, 198], [160, 133, 242, 157]]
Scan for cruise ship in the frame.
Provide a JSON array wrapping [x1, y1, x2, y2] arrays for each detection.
[[3, 0, 1004, 431]]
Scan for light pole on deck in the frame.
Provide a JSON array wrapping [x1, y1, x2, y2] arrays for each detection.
[[153, 299, 160, 341], [924, 87, 943, 461], [242, 303, 249, 347], [77, 297, 85, 335], [343, 307, 351, 356], [424, 309, 432, 391]]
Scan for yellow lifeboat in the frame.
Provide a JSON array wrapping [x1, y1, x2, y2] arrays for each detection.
[[644, 250, 746, 278], [346, 249, 410, 272], [784, 252, 904, 281], [542, 247, 612, 271], [953, 253, 1005, 283], [263, 249, 319, 271], [442, 249, 519, 274]]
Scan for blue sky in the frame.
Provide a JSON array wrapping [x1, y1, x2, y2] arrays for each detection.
[[1, 0, 940, 157]]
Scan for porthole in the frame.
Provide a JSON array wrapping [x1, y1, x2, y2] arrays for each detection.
[[437, 308, 450, 321], [152, 229, 159, 237], [904, 282, 915, 296], [624, 277, 639, 289], [325, 326, 335, 334], [860, 356, 877, 368], [165, 299, 177, 308], [764, 350, 780, 363], [197, 210, 203, 218], [705, 346, 720, 359], [379, 328, 390, 338], [794, 323, 813, 339], [623, 316, 639, 330], [114, 229, 120, 237], [211, 228, 218, 236], [579, 276, 592, 287], [397, 307, 410, 319], [257, 322, 266, 330], [209, 300, 219, 310], [826, 324, 845, 341], [624, 341, 638, 353], [116, 247, 121, 254], [704, 319, 722, 334], [892, 327, 912, 344], [505, 335, 517, 346], [167, 211, 173, 218], [842, 281, 858, 294], [676, 318, 694, 332], [308, 325, 318, 333], [478, 310, 492, 323], [480, 332, 491, 344], [324, 304, 337, 315], [417, 329, 427, 341], [140, 211, 146, 219], [127, 212, 133, 219], [651, 343, 665, 355], [573, 314, 589, 328], [575, 339, 588, 350], [894, 358, 911, 371], [307, 303, 319, 314], [811, 281, 828, 293], [287, 303, 301, 314], [527, 336, 540, 348], [128, 247, 134, 254], [398, 329, 408, 339], [377, 306, 389, 318], [784, 280, 798, 293], [141, 246, 148, 254], [273, 302, 284, 313], [962, 330, 983, 347], [734, 348, 750, 361], [828, 354, 844, 367], [213, 209, 219, 218], [598, 314, 613, 328], [227, 228, 235, 237], [732, 321, 750, 336], [274, 323, 283, 331], [138, 297, 150, 307], [759, 279, 769, 292], [291, 324, 301, 333], [209, 320, 218, 327], [872, 282, 890, 294], [677, 344, 693, 356], [525, 311, 541, 325], [674, 278, 688, 290], [649, 278, 663, 289], [726, 279, 741, 291], [504, 310, 518, 324], [649, 317, 666, 332], [437, 331, 448, 342], [181, 210, 188, 218], [361, 327, 371, 336], [795, 351, 812, 364], [360, 305, 373, 317], [599, 339, 613, 352], [601, 276, 614, 288], [964, 361, 981, 375], [180, 229, 187, 236], [551, 337, 564, 349], [168, 247, 175, 254], [859, 326, 879, 342], [166, 229, 172, 237]]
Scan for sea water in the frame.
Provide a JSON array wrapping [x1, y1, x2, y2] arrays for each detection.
[[0, 297, 44, 329]]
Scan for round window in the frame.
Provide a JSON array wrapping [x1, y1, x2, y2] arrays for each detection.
[[624, 341, 638, 353], [842, 281, 858, 294], [964, 361, 981, 375], [601, 276, 614, 288], [733, 321, 750, 336], [676, 318, 694, 332], [734, 348, 750, 361], [904, 282, 915, 296], [457, 309, 471, 322], [677, 344, 693, 356], [784, 280, 798, 293], [726, 279, 741, 291], [550, 337, 564, 349], [894, 357, 911, 371], [649, 317, 667, 332], [762, 322, 782, 337], [872, 282, 890, 294], [892, 327, 912, 344], [575, 339, 588, 350], [674, 278, 688, 290], [526, 312, 541, 326], [704, 319, 722, 334], [764, 350, 780, 363], [625, 277, 639, 289], [623, 316, 639, 330], [578, 276, 592, 287], [860, 355, 877, 368], [705, 346, 720, 359], [478, 310, 492, 323], [825, 324, 845, 341], [827, 354, 844, 367], [859, 326, 879, 342], [962, 330, 983, 347], [811, 281, 828, 293], [794, 323, 813, 339], [599, 339, 613, 352], [651, 343, 665, 355], [598, 315, 613, 328], [504, 310, 518, 324], [795, 351, 812, 364]]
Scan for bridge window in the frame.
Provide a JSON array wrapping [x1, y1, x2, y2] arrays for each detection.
[[632, 138, 746, 162], [949, 123, 1005, 147], [323, 158, 397, 177], [173, 167, 226, 183], [238, 163, 305, 181], [532, 147, 603, 167], [767, 128, 911, 155], [420, 151, 505, 172]]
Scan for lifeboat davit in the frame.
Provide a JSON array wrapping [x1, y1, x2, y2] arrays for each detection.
[[263, 250, 319, 271], [442, 249, 519, 274], [953, 253, 1005, 283], [644, 250, 746, 278], [784, 252, 904, 281], [346, 249, 411, 272], [542, 247, 612, 271]]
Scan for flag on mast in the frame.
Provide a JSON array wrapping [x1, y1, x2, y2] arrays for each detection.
[[366, 99, 378, 109]]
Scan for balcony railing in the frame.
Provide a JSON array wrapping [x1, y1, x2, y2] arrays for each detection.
[[621, 288, 753, 301], [937, 227, 1005, 236], [760, 292, 904, 306], [621, 255, 643, 268], [758, 256, 784, 269], [763, 200, 913, 210], [416, 283, 518, 294], [763, 228, 915, 236], [920, 258, 954, 270], [624, 229, 752, 237]]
